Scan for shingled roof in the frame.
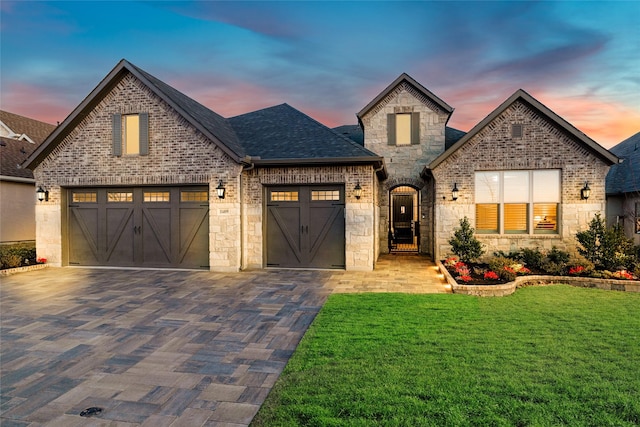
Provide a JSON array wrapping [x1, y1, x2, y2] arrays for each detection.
[[1, 111, 55, 180], [606, 131, 640, 195], [24, 60, 385, 175], [229, 104, 384, 170]]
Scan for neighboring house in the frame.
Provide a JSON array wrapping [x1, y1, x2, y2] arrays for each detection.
[[0, 110, 55, 243], [606, 132, 640, 245], [23, 60, 618, 271]]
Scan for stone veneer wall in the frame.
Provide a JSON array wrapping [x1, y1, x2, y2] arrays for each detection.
[[32, 72, 243, 271], [360, 81, 448, 255], [431, 100, 611, 261], [241, 164, 377, 271]]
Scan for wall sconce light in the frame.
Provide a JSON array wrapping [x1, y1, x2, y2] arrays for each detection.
[[581, 181, 591, 200], [36, 186, 49, 202], [452, 183, 459, 201], [354, 181, 362, 200], [216, 180, 226, 199]]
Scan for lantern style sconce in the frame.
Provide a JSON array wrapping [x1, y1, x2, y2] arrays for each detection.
[[216, 180, 226, 199], [451, 183, 459, 201], [354, 181, 362, 200], [581, 182, 591, 200], [36, 186, 49, 202]]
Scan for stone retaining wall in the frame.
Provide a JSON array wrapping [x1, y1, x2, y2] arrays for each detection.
[[437, 260, 640, 297]]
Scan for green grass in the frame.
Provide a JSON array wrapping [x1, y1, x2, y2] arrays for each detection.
[[251, 286, 640, 426]]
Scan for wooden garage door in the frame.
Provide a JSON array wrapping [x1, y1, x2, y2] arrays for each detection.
[[266, 186, 345, 269], [68, 187, 209, 269]]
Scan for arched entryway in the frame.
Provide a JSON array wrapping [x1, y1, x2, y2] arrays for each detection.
[[389, 185, 419, 252]]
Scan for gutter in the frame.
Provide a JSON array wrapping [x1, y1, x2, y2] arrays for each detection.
[[0, 175, 35, 184]]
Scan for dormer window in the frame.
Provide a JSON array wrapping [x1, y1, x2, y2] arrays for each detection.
[[112, 113, 148, 156], [387, 112, 419, 146]]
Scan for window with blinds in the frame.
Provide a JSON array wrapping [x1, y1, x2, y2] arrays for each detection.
[[475, 170, 560, 235]]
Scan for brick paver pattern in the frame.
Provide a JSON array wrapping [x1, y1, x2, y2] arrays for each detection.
[[1, 254, 447, 426]]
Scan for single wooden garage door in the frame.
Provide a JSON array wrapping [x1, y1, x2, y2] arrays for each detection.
[[266, 185, 345, 269], [68, 187, 209, 269]]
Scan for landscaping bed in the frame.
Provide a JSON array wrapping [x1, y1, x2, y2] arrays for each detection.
[[0, 242, 45, 271]]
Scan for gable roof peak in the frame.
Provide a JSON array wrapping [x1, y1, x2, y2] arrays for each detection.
[[23, 59, 245, 170], [429, 89, 619, 169], [357, 73, 453, 122]]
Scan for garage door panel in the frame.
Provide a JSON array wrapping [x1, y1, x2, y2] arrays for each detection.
[[308, 206, 345, 268], [69, 207, 100, 265], [105, 207, 134, 265], [266, 205, 302, 267], [178, 207, 209, 266], [141, 207, 172, 265]]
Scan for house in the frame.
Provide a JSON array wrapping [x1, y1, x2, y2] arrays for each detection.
[[606, 132, 640, 245], [23, 60, 618, 271], [427, 90, 619, 259], [0, 110, 55, 243]]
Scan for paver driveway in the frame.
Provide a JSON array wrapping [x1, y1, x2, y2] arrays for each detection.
[[1, 257, 447, 426]]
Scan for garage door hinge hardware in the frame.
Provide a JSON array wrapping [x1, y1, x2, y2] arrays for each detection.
[[133, 226, 141, 234]]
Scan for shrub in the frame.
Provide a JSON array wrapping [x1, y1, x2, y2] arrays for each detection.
[[519, 247, 545, 270], [541, 246, 571, 276], [488, 256, 517, 281], [449, 217, 485, 263], [576, 214, 634, 270], [0, 243, 36, 269], [493, 250, 520, 260]]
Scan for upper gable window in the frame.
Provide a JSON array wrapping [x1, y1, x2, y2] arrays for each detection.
[[387, 112, 419, 146], [123, 115, 140, 155], [112, 113, 149, 156], [396, 114, 412, 145]]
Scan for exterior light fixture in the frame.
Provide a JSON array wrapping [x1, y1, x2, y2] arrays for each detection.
[[354, 181, 362, 200], [581, 182, 591, 200], [452, 183, 459, 201], [36, 186, 49, 202], [216, 180, 226, 199]]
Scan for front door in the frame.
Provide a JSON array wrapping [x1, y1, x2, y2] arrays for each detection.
[[392, 194, 414, 243], [266, 185, 345, 269]]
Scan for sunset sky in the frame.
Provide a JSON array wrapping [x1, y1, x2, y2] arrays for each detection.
[[1, 1, 638, 148]]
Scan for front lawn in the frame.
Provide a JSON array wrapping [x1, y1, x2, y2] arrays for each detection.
[[252, 286, 640, 426]]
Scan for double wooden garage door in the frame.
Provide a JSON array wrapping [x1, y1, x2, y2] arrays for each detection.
[[68, 187, 209, 269], [266, 185, 345, 269]]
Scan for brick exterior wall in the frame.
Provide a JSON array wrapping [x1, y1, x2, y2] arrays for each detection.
[[360, 81, 448, 256], [431, 100, 611, 261], [33, 73, 243, 271]]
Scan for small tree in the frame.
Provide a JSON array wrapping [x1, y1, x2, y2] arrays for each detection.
[[449, 216, 485, 263]]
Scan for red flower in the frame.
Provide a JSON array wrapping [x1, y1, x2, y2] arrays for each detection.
[[518, 267, 531, 275], [569, 266, 585, 275], [484, 271, 499, 280], [457, 275, 473, 283], [37, 257, 47, 264]]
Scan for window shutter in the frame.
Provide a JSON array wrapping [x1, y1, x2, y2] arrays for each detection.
[[139, 113, 149, 155], [112, 114, 122, 156], [387, 114, 396, 145], [411, 112, 420, 145]]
